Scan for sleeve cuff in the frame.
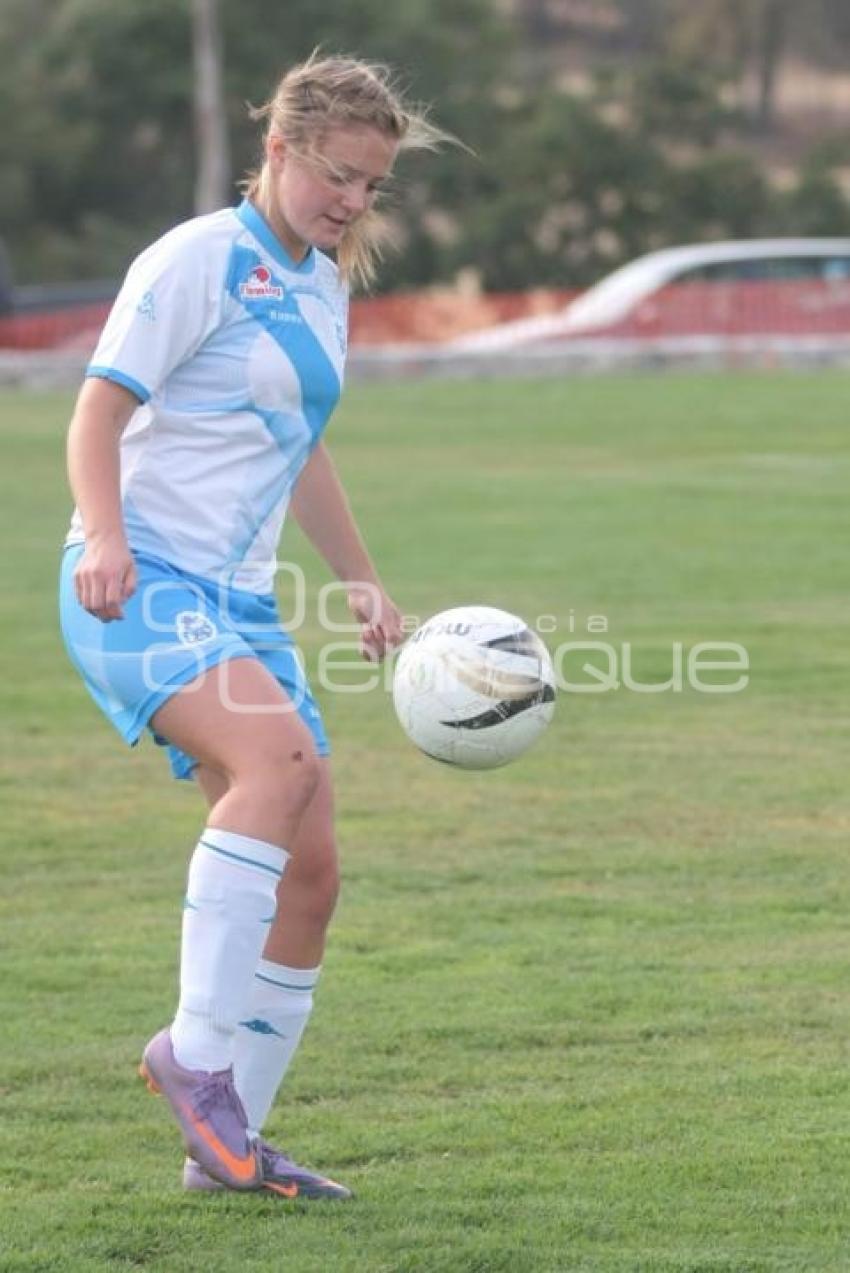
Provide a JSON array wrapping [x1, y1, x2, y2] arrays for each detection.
[[85, 365, 151, 404]]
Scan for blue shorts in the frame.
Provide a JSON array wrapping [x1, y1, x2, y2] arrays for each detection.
[[59, 546, 329, 780]]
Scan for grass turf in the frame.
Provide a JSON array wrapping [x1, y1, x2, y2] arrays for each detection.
[[0, 371, 848, 1272]]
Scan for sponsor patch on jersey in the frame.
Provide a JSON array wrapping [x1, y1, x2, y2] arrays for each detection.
[[175, 610, 218, 646], [239, 264, 284, 301]]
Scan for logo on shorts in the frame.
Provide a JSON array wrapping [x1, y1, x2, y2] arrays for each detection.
[[175, 610, 217, 646], [239, 265, 284, 301]]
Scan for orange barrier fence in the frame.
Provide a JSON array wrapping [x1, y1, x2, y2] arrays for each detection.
[[348, 290, 577, 345], [575, 279, 850, 340], [2, 281, 850, 351], [0, 303, 112, 351], [0, 290, 577, 352]]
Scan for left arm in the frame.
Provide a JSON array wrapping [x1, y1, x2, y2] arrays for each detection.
[[290, 441, 403, 660]]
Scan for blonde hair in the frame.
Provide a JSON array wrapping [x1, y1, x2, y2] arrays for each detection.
[[243, 51, 455, 290]]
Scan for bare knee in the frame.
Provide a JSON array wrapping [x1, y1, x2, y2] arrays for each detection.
[[255, 747, 320, 820]]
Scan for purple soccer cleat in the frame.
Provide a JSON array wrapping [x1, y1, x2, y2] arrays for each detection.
[[139, 1028, 261, 1191], [183, 1138, 352, 1200]]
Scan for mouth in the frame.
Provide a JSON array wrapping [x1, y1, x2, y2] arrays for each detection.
[[323, 215, 349, 231]]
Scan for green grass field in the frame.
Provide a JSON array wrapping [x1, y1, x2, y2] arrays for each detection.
[[1, 371, 849, 1272]]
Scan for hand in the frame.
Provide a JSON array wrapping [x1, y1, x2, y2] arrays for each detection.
[[74, 533, 137, 622], [347, 583, 404, 663]]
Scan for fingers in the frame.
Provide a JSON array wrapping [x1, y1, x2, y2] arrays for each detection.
[[78, 572, 123, 621], [73, 549, 136, 623], [360, 624, 386, 662], [102, 571, 126, 622], [360, 633, 381, 663], [123, 556, 138, 602], [382, 610, 404, 647], [359, 613, 405, 663], [347, 584, 405, 662]]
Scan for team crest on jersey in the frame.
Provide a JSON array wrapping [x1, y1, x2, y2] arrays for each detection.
[[175, 610, 217, 646], [239, 264, 284, 301]]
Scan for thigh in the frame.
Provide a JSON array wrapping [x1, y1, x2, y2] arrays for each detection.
[[165, 593, 330, 782], [150, 657, 318, 780]]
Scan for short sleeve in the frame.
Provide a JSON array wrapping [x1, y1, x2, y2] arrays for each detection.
[[87, 228, 222, 403]]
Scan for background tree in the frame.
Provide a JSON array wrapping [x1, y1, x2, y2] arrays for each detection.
[[192, 0, 230, 213], [2, 0, 849, 292]]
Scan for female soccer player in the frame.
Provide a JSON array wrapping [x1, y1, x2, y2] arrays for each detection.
[[60, 53, 448, 1200]]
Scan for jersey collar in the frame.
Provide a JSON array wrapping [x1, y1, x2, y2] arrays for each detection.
[[236, 199, 316, 275]]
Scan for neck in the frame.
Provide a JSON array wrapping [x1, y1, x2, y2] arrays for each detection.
[[254, 184, 308, 264]]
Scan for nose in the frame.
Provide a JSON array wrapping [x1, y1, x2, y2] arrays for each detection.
[[340, 180, 370, 216]]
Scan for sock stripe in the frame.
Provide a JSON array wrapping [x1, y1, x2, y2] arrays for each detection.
[[199, 838, 284, 878], [255, 970, 318, 992]]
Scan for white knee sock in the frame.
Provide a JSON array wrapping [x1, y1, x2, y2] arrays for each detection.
[[171, 828, 289, 1073], [233, 959, 320, 1140]]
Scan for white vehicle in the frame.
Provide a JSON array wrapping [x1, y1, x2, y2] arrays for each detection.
[[448, 239, 850, 352]]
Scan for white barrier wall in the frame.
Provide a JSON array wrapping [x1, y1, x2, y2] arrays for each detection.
[[3, 333, 850, 391]]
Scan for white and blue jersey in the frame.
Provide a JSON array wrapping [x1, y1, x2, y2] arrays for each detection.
[[66, 199, 349, 593]]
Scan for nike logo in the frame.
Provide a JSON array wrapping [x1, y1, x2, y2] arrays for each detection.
[[265, 1180, 299, 1198], [184, 1107, 259, 1184]]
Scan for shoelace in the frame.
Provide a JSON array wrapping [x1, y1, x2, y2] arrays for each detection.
[[192, 1069, 249, 1124], [259, 1141, 298, 1174]]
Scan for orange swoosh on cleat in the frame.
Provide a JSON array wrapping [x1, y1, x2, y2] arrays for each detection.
[[185, 1111, 258, 1185], [265, 1181, 299, 1198]]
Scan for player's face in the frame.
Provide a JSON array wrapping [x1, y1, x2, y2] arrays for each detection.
[[266, 124, 397, 259]]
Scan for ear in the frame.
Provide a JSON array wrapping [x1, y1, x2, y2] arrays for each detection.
[[266, 134, 287, 169]]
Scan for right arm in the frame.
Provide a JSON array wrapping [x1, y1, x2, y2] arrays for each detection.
[[67, 377, 141, 622]]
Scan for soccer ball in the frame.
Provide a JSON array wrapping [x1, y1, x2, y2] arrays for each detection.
[[392, 606, 556, 769]]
